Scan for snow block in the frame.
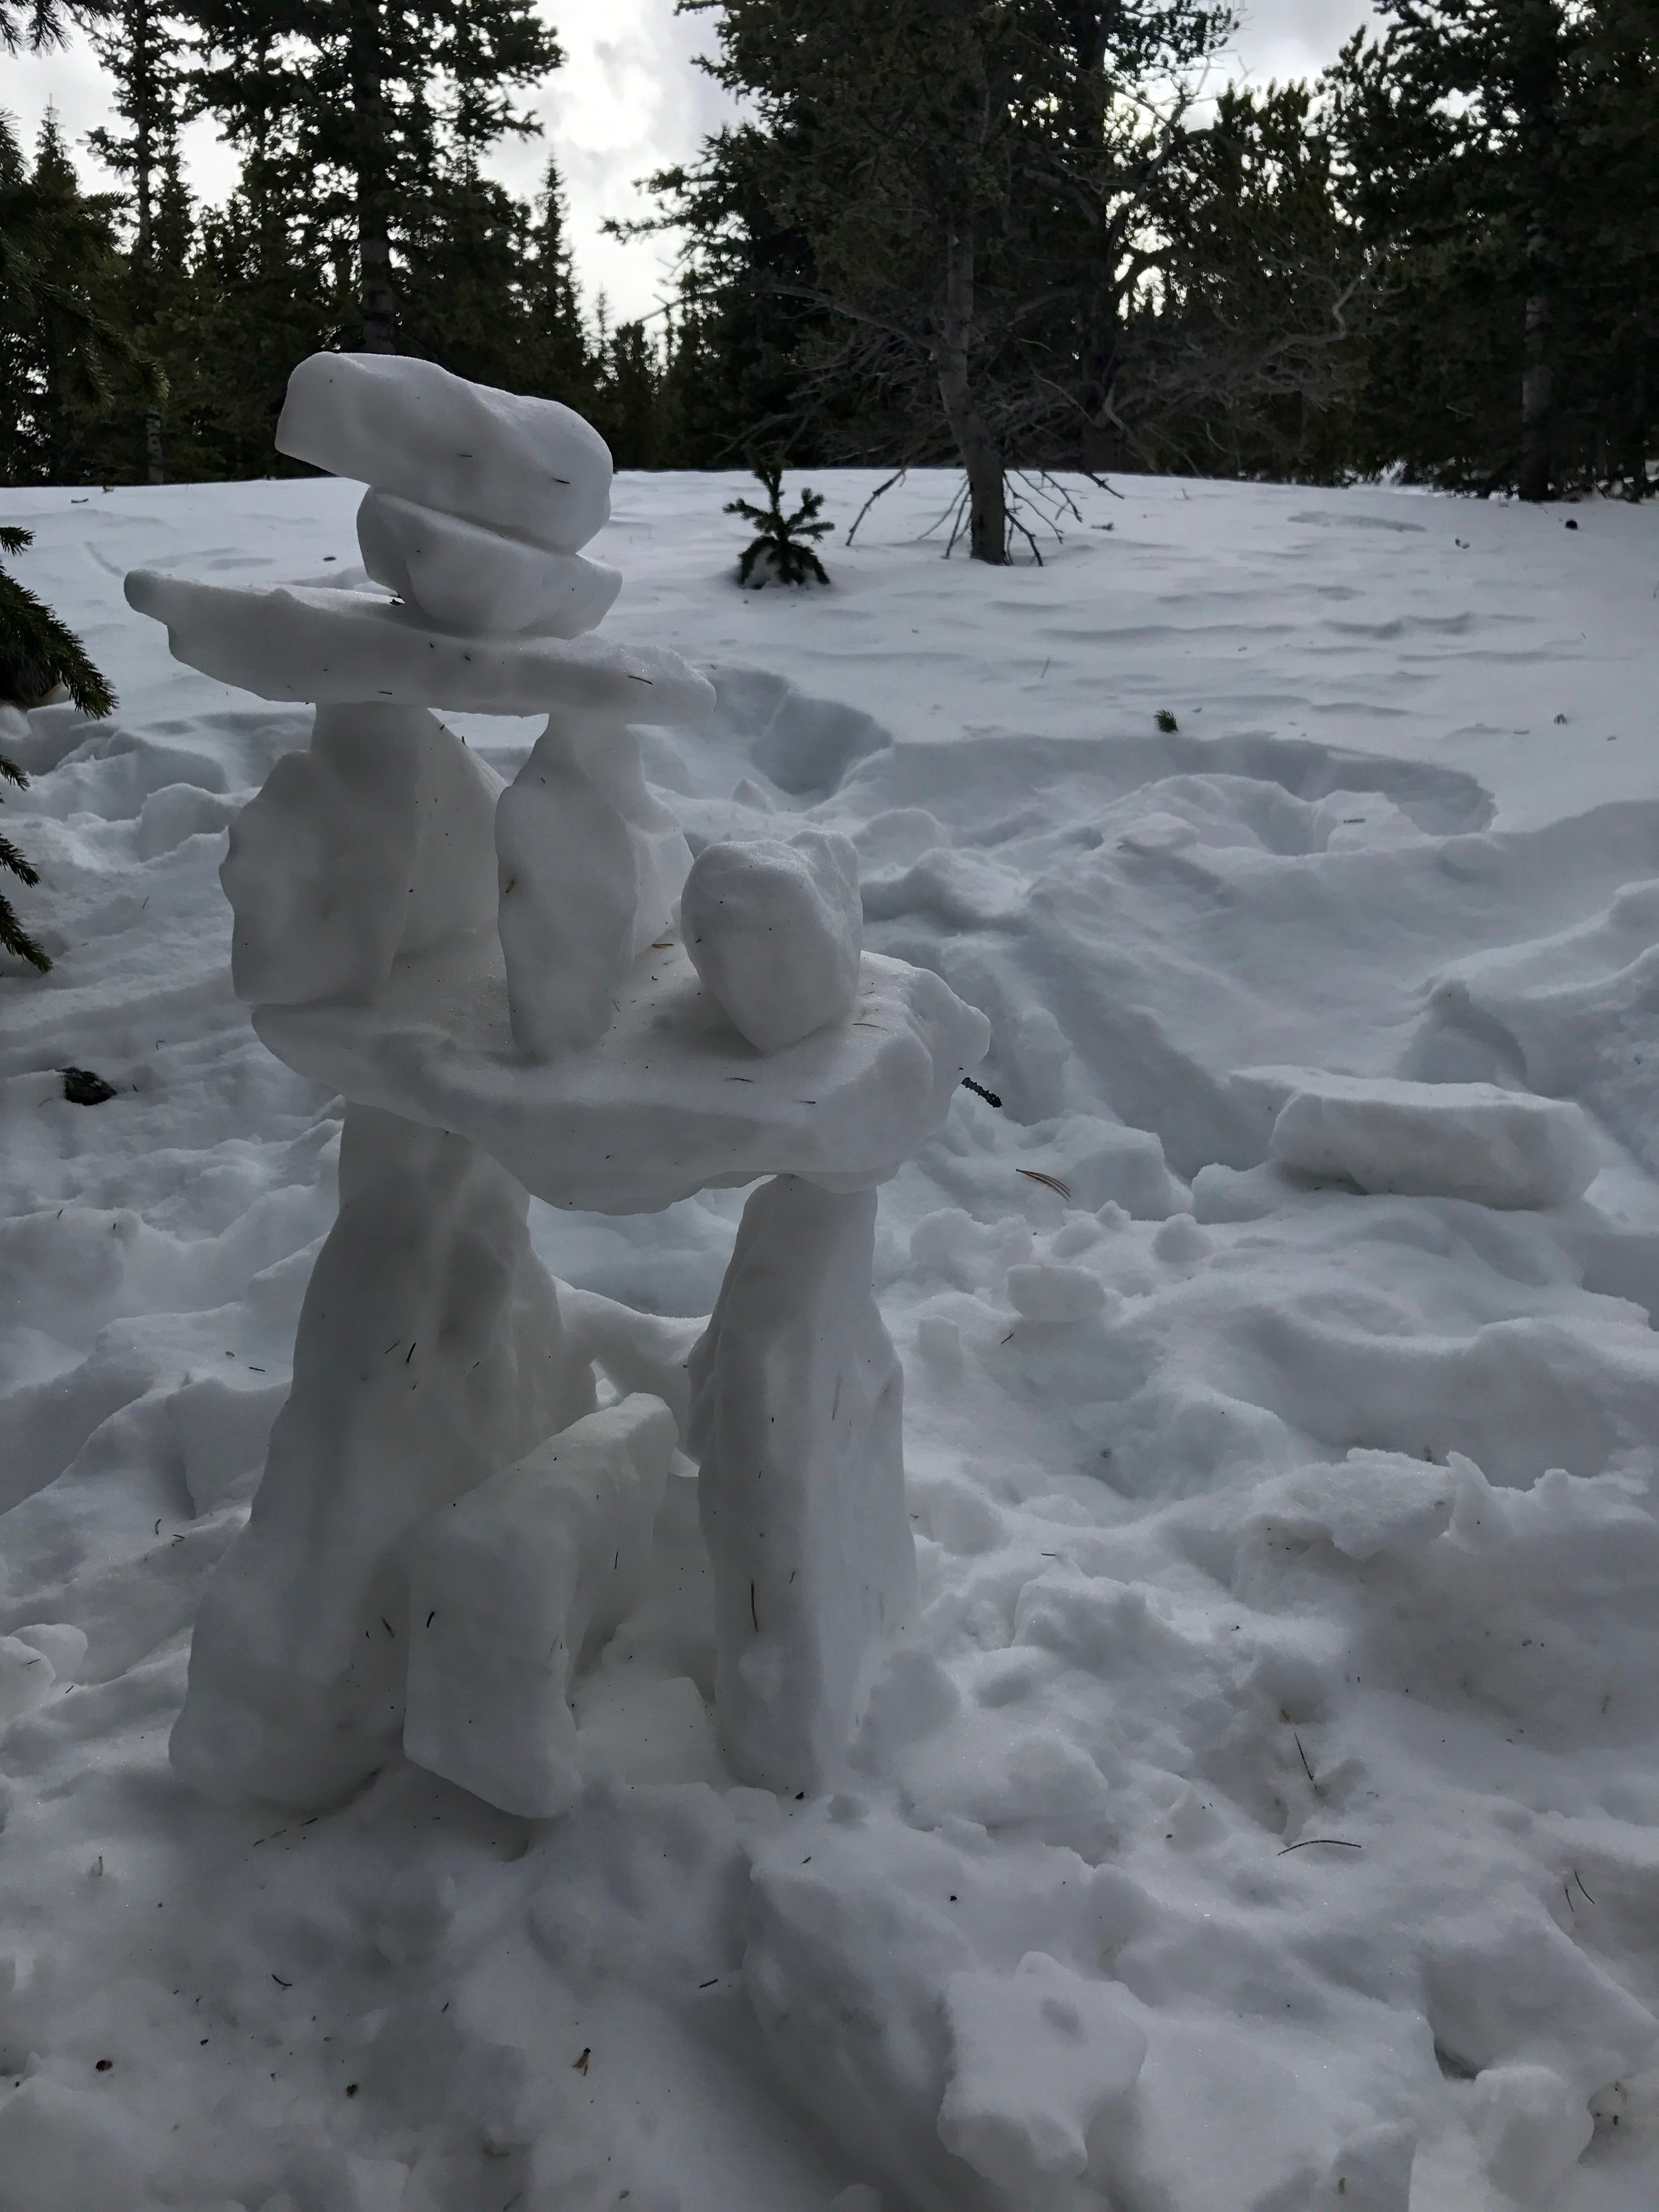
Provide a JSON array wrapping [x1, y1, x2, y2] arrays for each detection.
[[1237, 1067, 1599, 1208], [681, 828, 862, 1054], [356, 490, 621, 638], [220, 703, 500, 1007], [170, 1107, 595, 1810], [123, 569, 714, 723], [938, 1953, 1147, 2196], [277, 351, 613, 552], [496, 710, 692, 1057], [403, 1392, 676, 1818], [688, 1175, 914, 1793]]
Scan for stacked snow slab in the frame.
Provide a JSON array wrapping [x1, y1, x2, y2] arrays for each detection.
[[276, 350, 613, 551]]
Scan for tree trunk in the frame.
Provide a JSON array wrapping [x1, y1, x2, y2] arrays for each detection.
[[1080, 286, 1127, 471], [931, 224, 1007, 563], [348, 0, 397, 353], [133, 0, 165, 480], [1518, 277, 1552, 503]]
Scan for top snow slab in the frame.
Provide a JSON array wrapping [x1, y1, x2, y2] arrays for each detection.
[[123, 569, 713, 724], [255, 938, 990, 1214], [276, 352, 612, 553], [1235, 1066, 1600, 1209]]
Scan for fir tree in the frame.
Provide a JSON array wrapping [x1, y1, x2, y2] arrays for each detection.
[[664, 0, 1232, 560], [188, 0, 561, 355], [0, 111, 161, 483], [524, 159, 593, 409], [1, 0, 109, 51], [87, 0, 188, 479], [724, 461, 831, 585], [1328, 0, 1656, 498], [0, 524, 116, 972]]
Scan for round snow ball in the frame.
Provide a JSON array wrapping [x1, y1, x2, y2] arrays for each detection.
[[1006, 1262, 1108, 1324], [1470, 2063, 1593, 2204], [680, 828, 861, 1054]]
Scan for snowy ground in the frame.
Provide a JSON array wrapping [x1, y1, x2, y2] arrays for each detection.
[[2, 467, 1659, 2212]]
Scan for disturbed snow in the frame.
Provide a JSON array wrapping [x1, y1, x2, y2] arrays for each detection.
[[1, 470, 1658, 2211]]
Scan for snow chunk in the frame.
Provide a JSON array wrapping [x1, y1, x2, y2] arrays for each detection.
[[0, 1632, 62, 1726], [1239, 1067, 1599, 1208], [221, 702, 499, 1007], [1319, 2122, 1416, 2211], [938, 1953, 1146, 2193], [1469, 2064, 1593, 2206], [356, 490, 621, 637], [277, 350, 613, 552], [682, 828, 862, 1055], [403, 1393, 676, 1818], [1005, 1262, 1108, 1325]]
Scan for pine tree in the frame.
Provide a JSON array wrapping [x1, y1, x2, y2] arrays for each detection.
[[0, 524, 116, 973], [1128, 83, 1364, 480], [1328, 0, 1656, 498], [664, 0, 1232, 560], [0, 111, 161, 482], [1, 0, 109, 52], [188, 0, 561, 356], [524, 159, 593, 409], [87, 0, 188, 479]]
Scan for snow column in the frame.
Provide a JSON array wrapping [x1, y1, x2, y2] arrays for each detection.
[[687, 1175, 915, 1795], [170, 1106, 595, 1808]]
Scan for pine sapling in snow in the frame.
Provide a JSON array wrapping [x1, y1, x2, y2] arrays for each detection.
[[1, 524, 117, 971], [725, 463, 832, 588]]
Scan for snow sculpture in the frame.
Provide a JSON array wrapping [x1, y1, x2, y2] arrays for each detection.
[[127, 352, 990, 1814], [682, 828, 863, 1053], [688, 1175, 914, 1794]]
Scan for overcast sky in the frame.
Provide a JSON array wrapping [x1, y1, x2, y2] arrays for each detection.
[[7, 0, 1375, 327]]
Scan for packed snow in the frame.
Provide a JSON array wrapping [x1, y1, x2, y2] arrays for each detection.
[[1, 460, 1658, 2212]]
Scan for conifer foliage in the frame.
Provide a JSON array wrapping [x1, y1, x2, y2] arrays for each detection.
[[0, 524, 115, 970], [0, 0, 1652, 510], [725, 463, 832, 586]]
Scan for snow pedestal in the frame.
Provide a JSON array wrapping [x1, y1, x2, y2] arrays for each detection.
[[688, 1176, 915, 1795], [171, 1105, 595, 1809], [128, 351, 990, 1817]]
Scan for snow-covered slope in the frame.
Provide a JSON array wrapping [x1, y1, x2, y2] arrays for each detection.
[[1, 469, 1658, 2212]]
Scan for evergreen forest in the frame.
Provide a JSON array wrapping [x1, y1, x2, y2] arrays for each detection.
[[3, 0, 1656, 559]]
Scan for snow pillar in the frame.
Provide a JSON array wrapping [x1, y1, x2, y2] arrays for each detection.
[[495, 707, 690, 1057], [688, 1175, 915, 1795], [171, 1104, 594, 1809]]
